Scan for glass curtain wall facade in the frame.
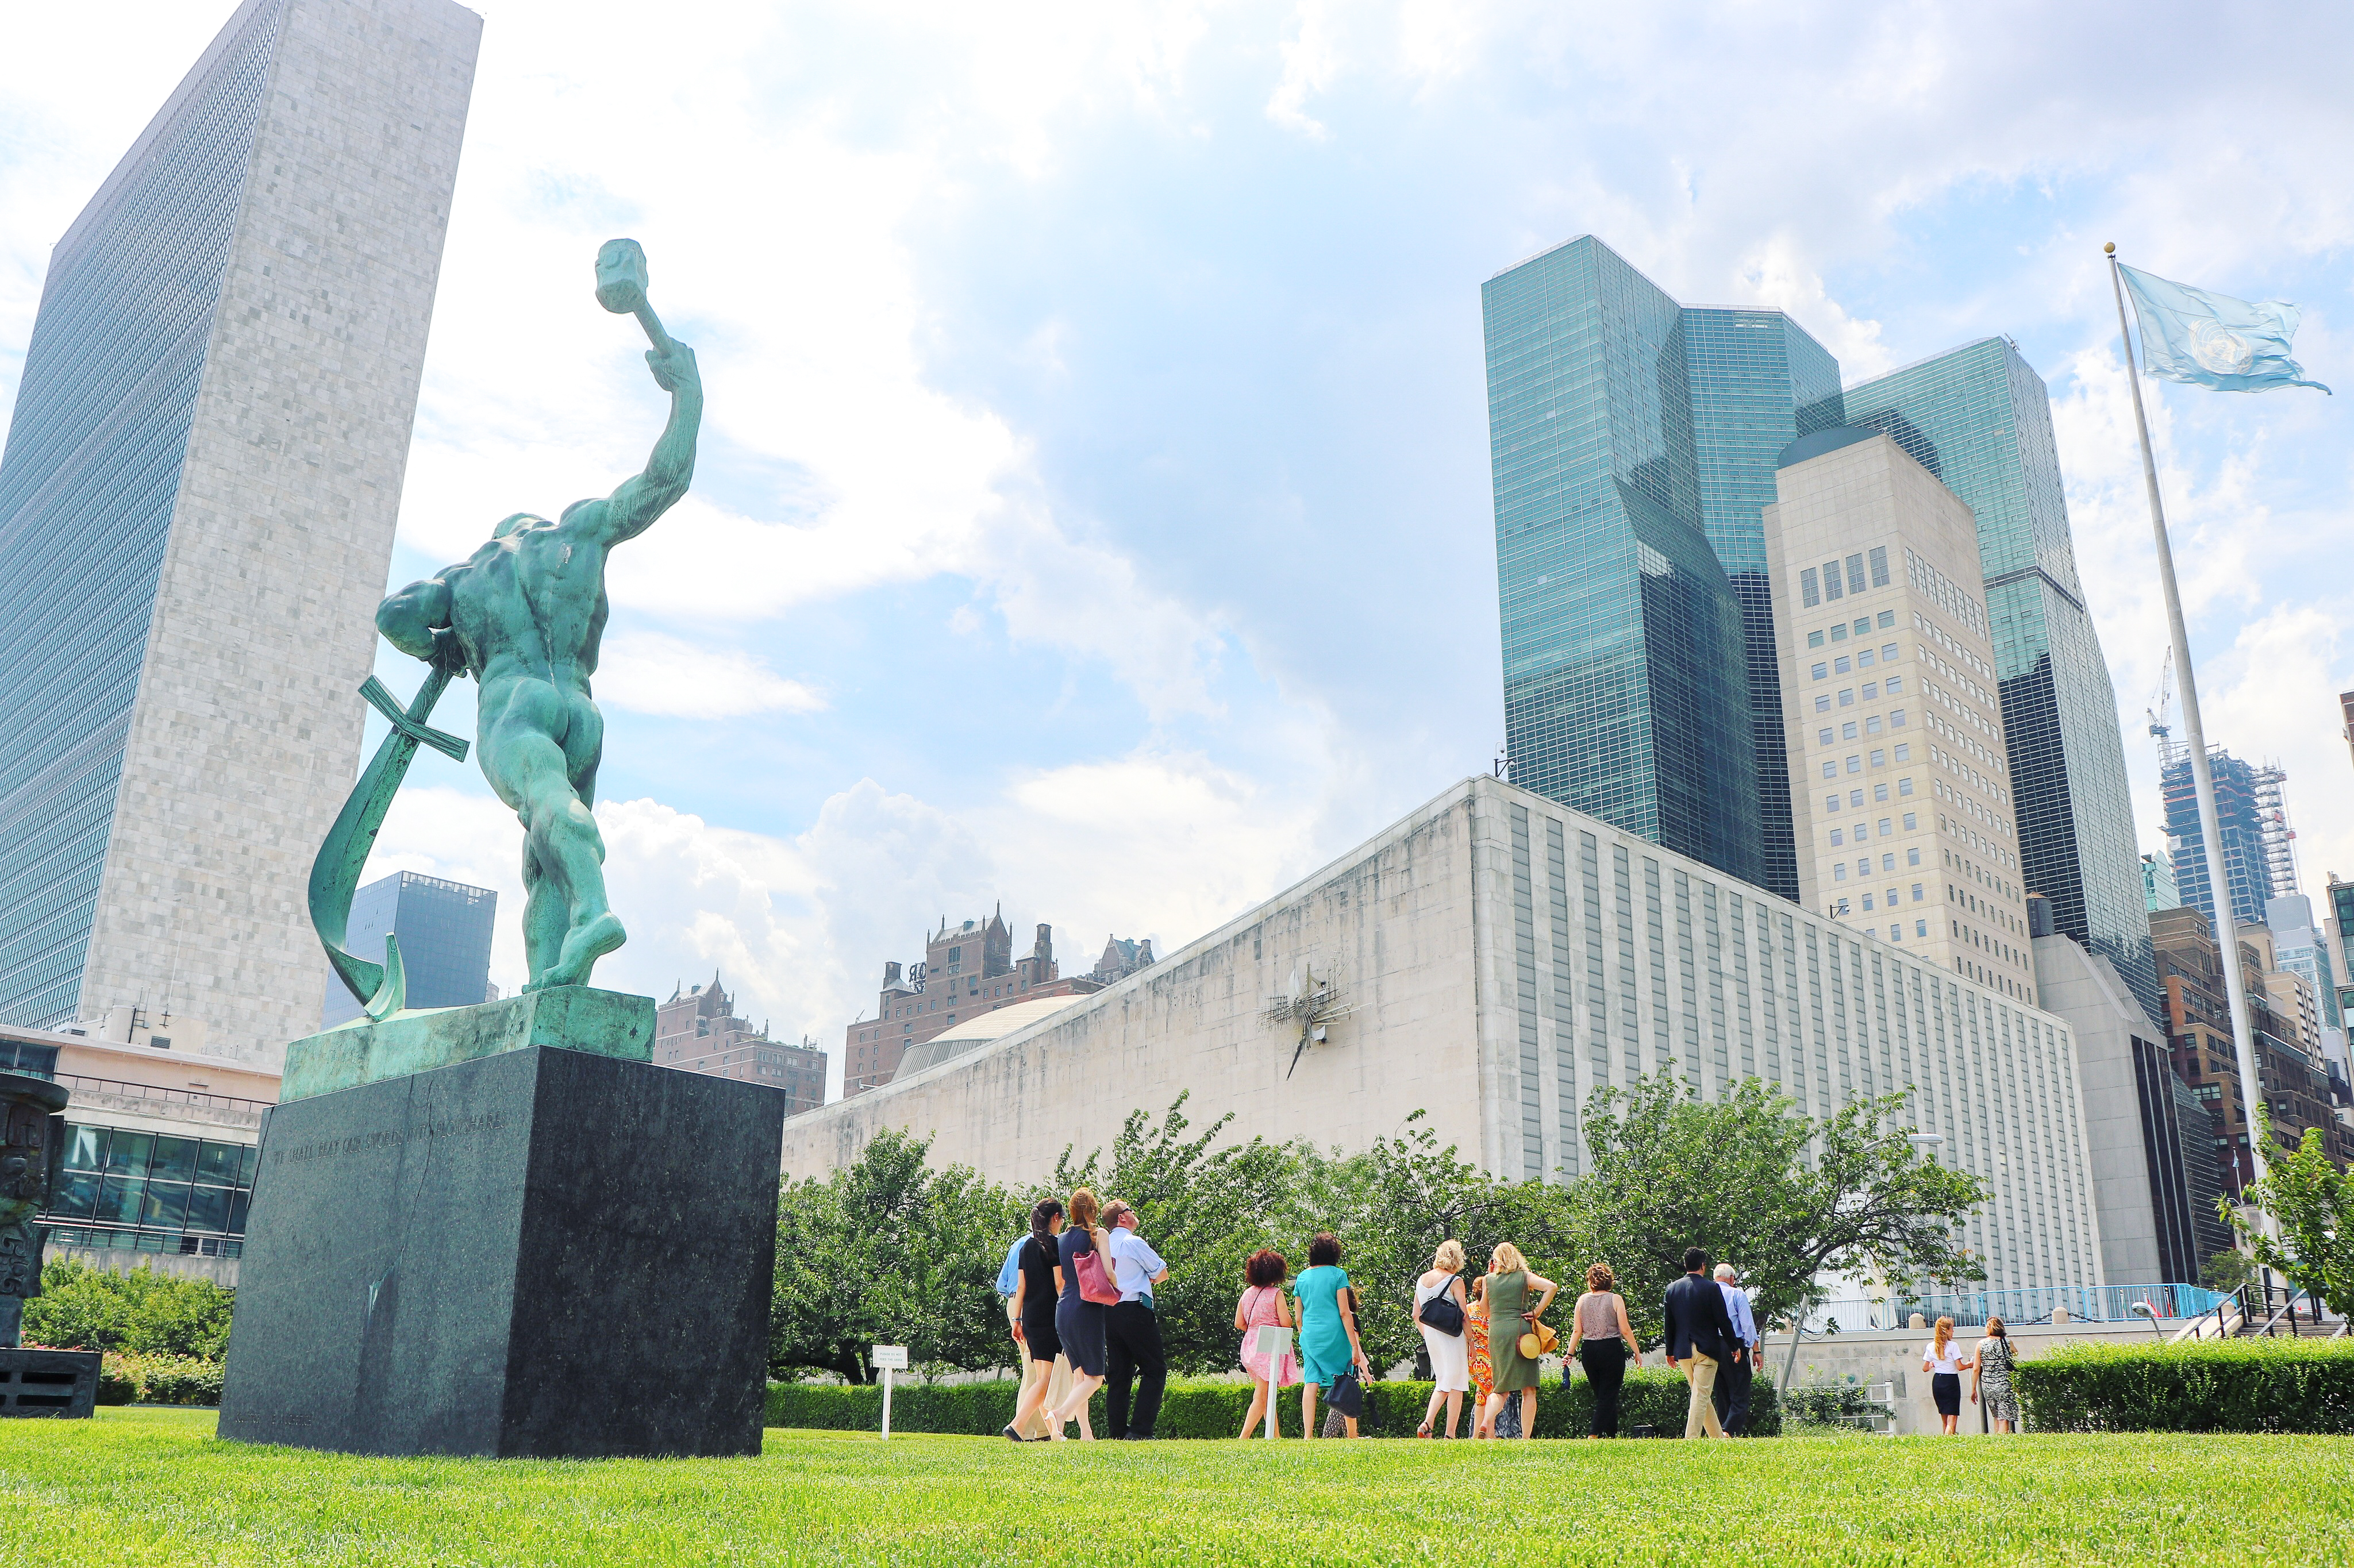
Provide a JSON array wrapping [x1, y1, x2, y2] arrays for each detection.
[[0, 0, 287, 1027], [1843, 340, 2157, 1019], [43, 1123, 257, 1259], [1488, 238, 1838, 891], [320, 872, 497, 1029], [1684, 311, 1846, 900]]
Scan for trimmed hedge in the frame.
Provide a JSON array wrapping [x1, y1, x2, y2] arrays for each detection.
[[767, 1368, 1779, 1439], [96, 1352, 224, 1407], [2016, 1338, 2354, 1434]]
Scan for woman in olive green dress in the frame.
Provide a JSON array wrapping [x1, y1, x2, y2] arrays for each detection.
[[1476, 1242, 1558, 1440]]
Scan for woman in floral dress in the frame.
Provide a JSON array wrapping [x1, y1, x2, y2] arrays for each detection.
[[1971, 1316, 2021, 1434]]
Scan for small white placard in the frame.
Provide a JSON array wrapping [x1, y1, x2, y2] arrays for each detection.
[[871, 1344, 910, 1371], [1252, 1325, 1292, 1361]]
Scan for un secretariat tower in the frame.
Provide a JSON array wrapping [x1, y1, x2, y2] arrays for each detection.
[[0, 0, 480, 1064]]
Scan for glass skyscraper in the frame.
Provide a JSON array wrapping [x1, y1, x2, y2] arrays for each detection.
[[1484, 237, 1840, 891], [0, 0, 478, 1060], [320, 872, 497, 1030], [1844, 340, 2158, 1019], [1683, 310, 1845, 897]]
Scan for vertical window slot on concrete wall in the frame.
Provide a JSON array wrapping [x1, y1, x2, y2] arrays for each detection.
[[1510, 805, 1543, 1180], [1547, 819, 1579, 1178]]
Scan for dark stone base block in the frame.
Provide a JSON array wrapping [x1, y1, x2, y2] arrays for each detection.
[[0, 1349, 101, 1417], [218, 1046, 784, 1458]]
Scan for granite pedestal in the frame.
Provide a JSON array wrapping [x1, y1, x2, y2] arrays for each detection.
[[0, 1349, 100, 1417], [217, 1046, 784, 1457]]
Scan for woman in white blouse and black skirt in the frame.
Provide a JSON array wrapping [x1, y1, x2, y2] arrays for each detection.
[[1921, 1316, 1974, 1434]]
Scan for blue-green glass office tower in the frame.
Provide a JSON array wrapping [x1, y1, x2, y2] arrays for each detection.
[[1485, 237, 1840, 892], [1844, 339, 2158, 1018], [1683, 308, 1845, 897], [320, 872, 497, 1030]]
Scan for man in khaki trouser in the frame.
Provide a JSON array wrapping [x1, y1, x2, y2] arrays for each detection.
[[1661, 1246, 1735, 1440]]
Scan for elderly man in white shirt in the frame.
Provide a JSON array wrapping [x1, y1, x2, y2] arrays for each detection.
[[1100, 1200, 1171, 1440], [1712, 1262, 1760, 1436]]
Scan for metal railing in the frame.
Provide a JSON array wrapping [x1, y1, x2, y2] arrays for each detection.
[[45, 1226, 242, 1259], [1806, 1282, 2229, 1331], [55, 1074, 273, 1120]]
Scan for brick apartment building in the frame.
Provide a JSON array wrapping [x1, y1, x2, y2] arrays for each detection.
[[2151, 906, 2352, 1195], [843, 911, 1157, 1096], [656, 972, 826, 1116]]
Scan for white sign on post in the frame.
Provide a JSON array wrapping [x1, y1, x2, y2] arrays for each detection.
[[1252, 1325, 1293, 1440], [872, 1344, 909, 1439]]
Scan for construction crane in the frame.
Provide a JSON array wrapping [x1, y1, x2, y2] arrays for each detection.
[[2146, 648, 2184, 769]]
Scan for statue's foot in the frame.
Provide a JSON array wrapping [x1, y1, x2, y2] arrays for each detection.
[[527, 911, 626, 991]]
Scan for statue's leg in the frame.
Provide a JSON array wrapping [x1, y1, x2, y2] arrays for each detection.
[[479, 683, 624, 991], [521, 842, 566, 986]]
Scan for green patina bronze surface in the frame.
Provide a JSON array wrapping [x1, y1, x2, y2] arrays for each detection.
[[279, 987, 655, 1102], [310, 238, 701, 1028]]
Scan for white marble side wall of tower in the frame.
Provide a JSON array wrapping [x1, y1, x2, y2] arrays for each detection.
[[79, 0, 482, 1068]]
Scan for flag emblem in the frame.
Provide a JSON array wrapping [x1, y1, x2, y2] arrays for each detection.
[[2188, 320, 2254, 377]]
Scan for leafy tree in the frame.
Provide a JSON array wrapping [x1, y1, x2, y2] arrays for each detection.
[[1048, 1095, 1321, 1376], [2225, 1122, 2354, 1321], [1572, 1067, 1987, 1341], [1337, 1112, 1576, 1371], [23, 1258, 234, 1360], [2201, 1249, 2255, 1296], [769, 1127, 1020, 1383]]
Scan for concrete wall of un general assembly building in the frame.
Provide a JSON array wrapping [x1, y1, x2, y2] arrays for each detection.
[[785, 775, 2108, 1299], [781, 779, 1519, 1190]]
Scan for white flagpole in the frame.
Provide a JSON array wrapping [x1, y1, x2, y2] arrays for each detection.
[[2105, 242, 2270, 1202]]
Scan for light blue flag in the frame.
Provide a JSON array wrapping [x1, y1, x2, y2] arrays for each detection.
[[2118, 263, 2329, 394]]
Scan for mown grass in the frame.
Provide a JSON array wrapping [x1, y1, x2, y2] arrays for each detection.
[[0, 1408, 2345, 1566]]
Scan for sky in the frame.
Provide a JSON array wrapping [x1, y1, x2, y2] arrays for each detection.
[[2, 1, 2348, 1096]]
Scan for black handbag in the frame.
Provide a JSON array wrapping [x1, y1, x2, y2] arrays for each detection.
[[1327, 1367, 1365, 1419], [1417, 1274, 1466, 1338]]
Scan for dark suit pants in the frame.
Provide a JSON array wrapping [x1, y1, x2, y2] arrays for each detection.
[[1713, 1349, 1753, 1436], [1105, 1301, 1167, 1438]]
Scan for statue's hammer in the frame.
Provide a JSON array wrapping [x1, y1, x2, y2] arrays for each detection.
[[594, 237, 677, 356]]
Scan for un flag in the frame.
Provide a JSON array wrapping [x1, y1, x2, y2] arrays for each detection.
[[2118, 263, 2329, 394]]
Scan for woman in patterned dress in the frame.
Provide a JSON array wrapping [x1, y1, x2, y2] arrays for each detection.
[[1466, 1273, 1496, 1437], [1971, 1316, 2021, 1434]]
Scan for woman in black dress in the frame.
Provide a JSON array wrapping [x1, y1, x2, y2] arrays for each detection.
[[1047, 1186, 1112, 1440], [1002, 1197, 1064, 1442]]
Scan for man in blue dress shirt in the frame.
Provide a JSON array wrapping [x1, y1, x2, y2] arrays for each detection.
[[1713, 1262, 1760, 1436], [1101, 1201, 1171, 1440]]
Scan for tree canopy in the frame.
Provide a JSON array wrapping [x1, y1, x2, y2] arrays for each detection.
[[768, 1067, 1991, 1382], [2227, 1122, 2354, 1321]]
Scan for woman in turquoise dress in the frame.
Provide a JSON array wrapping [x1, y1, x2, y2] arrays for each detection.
[[1292, 1232, 1371, 1439]]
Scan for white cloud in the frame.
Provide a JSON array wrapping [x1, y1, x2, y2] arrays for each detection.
[[594, 631, 824, 719]]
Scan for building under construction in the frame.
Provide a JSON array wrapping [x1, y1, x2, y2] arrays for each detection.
[[2160, 743, 2296, 932]]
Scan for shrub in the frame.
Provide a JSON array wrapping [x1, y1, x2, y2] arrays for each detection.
[[23, 1258, 234, 1359], [2015, 1339, 2354, 1434], [765, 1369, 1779, 1438], [98, 1351, 225, 1407]]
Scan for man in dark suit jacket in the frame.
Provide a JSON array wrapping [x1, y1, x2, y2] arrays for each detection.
[[1662, 1246, 1736, 1439]]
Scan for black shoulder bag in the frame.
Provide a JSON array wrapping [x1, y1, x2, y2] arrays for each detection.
[[1417, 1272, 1466, 1338]]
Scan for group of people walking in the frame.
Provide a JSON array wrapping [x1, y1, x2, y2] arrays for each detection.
[[992, 1191, 2007, 1442]]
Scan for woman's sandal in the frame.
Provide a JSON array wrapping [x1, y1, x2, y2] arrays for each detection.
[[1416, 1421, 1433, 1439]]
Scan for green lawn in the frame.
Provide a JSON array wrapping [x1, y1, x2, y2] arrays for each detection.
[[0, 1409, 2346, 1566]]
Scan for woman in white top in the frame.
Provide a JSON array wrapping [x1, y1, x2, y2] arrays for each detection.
[[1921, 1315, 1974, 1434], [1413, 1239, 1472, 1438]]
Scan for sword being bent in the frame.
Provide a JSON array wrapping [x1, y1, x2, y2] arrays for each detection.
[[309, 667, 470, 1023]]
